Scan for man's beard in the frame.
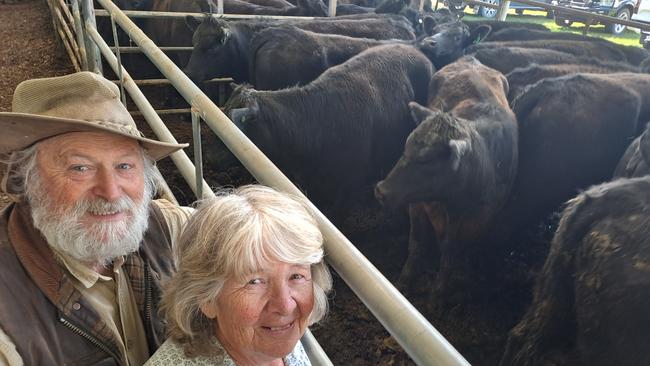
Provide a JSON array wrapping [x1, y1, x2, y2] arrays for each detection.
[[26, 172, 153, 266]]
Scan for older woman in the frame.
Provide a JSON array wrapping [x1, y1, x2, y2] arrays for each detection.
[[145, 185, 332, 366]]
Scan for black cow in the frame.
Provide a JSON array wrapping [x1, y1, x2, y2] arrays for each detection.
[[374, 57, 518, 299], [470, 47, 580, 74], [614, 122, 650, 178], [495, 73, 650, 242], [464, 19, 548, 34], [219, 44, 434, 212], [486, 27, 599, 42], [469, 40, 630, 64], [506, 62, 641, 101], [500, 176, 650, 366], [416, 21, 491, 69], [250, 27, 404, 90], [183, 13, 416, 83]]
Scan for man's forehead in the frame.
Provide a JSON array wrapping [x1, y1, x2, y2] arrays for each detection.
[[37, 131, 142, 155]]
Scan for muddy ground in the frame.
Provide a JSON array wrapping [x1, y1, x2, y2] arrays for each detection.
[[0, 1, 551, 364]]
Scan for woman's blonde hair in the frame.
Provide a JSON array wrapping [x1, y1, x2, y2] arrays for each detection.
[[160, 184, 332, 357]]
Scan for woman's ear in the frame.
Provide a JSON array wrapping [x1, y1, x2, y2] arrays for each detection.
[[200, 301, 218, 319]]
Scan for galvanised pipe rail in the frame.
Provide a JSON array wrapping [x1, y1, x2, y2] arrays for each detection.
[[86, 23, 213, 199], [94, 0, 471, 365], [94, 9, 318, 20], [86, 17, 332, 366]]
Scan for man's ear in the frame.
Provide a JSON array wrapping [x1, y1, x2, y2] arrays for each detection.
[[200, 301, 218, 319]]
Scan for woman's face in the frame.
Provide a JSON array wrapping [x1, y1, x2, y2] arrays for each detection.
[[203, 261, 315, 365]]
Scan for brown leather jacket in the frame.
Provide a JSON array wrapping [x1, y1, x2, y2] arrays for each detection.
[[0, 202, 176, 366]]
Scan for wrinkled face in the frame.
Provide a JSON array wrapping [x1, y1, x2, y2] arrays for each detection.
[[29, 132, 150, 264], [205, 261, 314, 365]]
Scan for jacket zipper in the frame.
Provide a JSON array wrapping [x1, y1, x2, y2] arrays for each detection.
[[144, 260, 153, 328], [59, 316, 123, 365]]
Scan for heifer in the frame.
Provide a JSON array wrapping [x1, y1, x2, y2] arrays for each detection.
[[496, 73, 648, 244], [614, 122, 650, 178], [469, 40, 632, 65], [184, 13, 415, 83], [416, 21, 491, 69], [219, 44, 434, 213], [470, 47, 580, 74], [374, 57, 518, 303], [500, 176, 650, 366], [464, 19, 548, 34], [506, 62, 641, 101], [249, 27, 401, 90]]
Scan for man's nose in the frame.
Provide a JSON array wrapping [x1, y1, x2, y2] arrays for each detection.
[[267, 282, 297, 315], [93, 168, 122, 202]]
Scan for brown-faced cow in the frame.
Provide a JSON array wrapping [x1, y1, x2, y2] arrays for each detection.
[[374, 56, 518, 301]]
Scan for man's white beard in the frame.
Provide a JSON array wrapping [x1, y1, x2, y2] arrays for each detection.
[[27, 173, 153, 266]]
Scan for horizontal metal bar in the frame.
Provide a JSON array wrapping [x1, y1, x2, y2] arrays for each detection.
[[95, 0, 471, 365], [110, 77, 233, 86], [86, 22, 213, 198], [95, 8, 317, 20], [130, 108, 193, 115], [110, 46, 194, 52]]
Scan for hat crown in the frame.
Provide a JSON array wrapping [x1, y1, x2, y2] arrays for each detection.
[[11, 71, 143, 138]]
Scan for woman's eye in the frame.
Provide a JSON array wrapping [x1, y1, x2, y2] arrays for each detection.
[[247, 278, 264, 285]]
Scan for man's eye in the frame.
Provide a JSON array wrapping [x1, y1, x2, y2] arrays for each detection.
[[117, 163, 132, 170], [290, 273, 306, 281]]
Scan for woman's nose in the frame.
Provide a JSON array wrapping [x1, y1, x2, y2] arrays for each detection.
[[267, 282, 297, 315]]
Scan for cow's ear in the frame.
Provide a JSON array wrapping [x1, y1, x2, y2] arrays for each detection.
[[422, 15, 436, 36], [640, 128, 650, 162], [449, 139, 469, 171], [186, 15, 202, 32], [468, 24, 491, 46], [408, 101, 435, 127], [229, 108, 250, 128]]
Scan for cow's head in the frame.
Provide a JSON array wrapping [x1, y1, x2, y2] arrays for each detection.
[[184, 15, 233, 82], [417, 22, 490, 69], [375, 102, 470, 208]]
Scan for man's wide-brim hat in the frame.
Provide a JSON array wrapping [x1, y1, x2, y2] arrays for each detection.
[[0, 71, 187, 160]]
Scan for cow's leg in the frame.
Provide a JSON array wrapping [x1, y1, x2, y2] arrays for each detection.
[[397, 203, 440, 292]]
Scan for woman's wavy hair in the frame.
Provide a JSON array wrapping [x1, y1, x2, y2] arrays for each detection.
[[160, 184, 332, 358]]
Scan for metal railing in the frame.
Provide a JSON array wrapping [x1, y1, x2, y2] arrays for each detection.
[[76, 0, 473, 364]]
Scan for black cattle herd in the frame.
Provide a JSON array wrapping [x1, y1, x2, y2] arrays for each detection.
[[109, 0, 650, 364]]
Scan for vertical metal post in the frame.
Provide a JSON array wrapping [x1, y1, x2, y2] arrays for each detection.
[[70, 0, 88, 70], [110, 15, 127, 106], [496, 0, 511, 20], [191, 109, 204, 200], [81, 0, 102, 73], [217, 0, 224, 14], [328, 0, 337, 17]]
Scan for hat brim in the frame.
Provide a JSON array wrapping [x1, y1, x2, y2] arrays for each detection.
[[0, 112, 188, 161]]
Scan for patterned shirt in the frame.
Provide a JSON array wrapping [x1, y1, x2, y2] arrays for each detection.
[[144, 337, 312, 366]]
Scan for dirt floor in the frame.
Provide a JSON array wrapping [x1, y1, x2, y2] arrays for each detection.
[[0, 1, 550, 365]]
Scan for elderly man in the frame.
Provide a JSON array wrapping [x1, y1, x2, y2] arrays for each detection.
[[0, 72, 193, 365]]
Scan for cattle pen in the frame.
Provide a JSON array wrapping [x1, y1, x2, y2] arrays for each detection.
[[44, 0, 472, 365], [25, 0, 650, 364]]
